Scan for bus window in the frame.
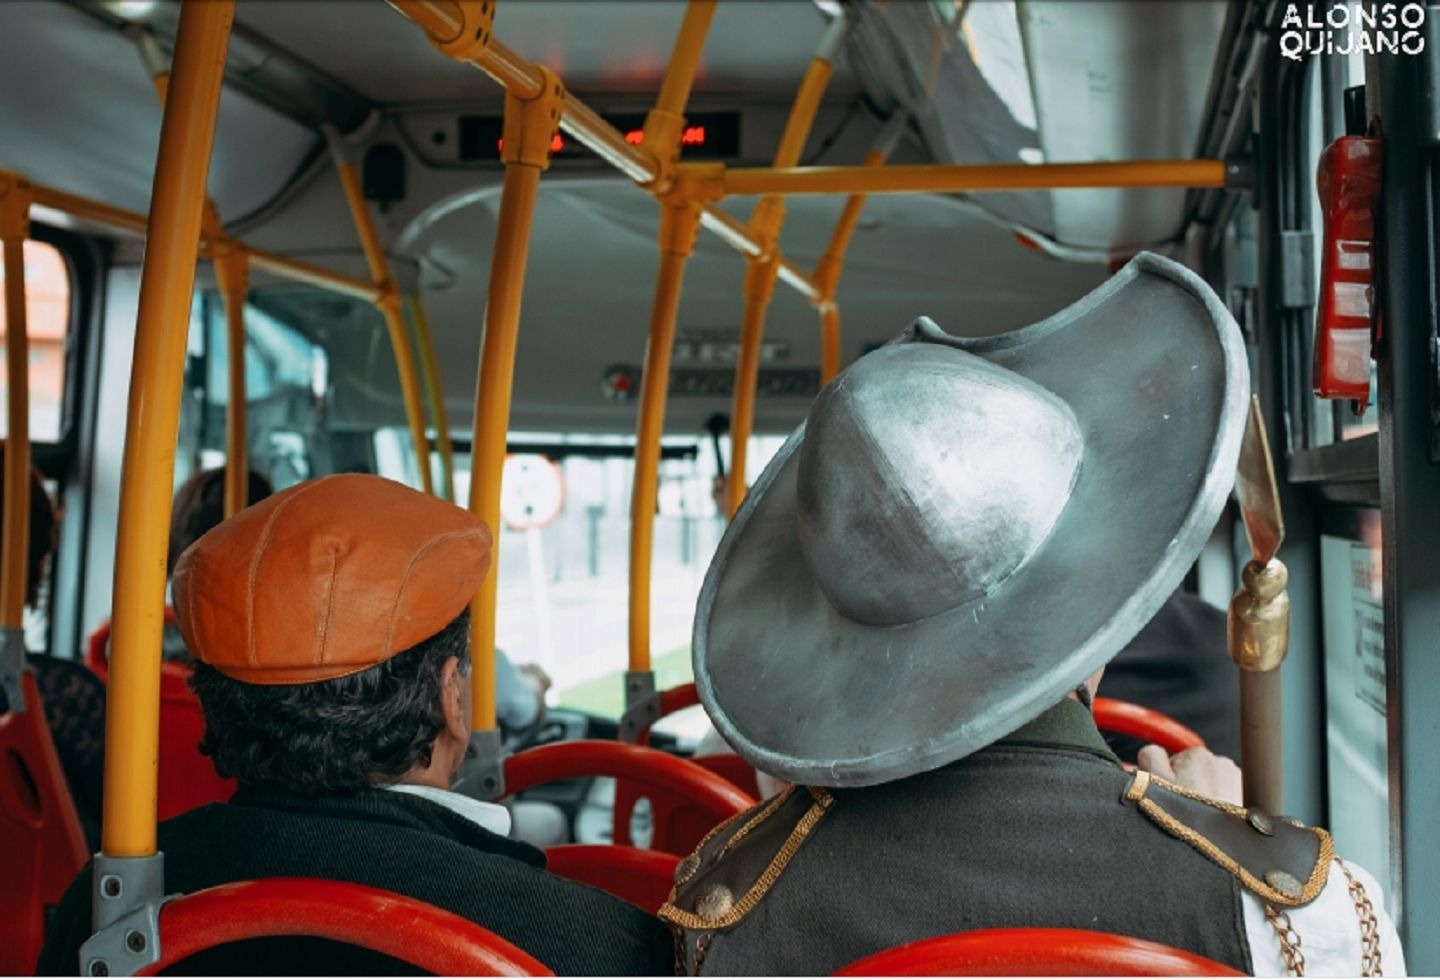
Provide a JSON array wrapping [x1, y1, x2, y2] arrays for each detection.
[[0, 240, 70, 442], [177, 286, 333, 493], [392, 431, 786, 735], [1319, 506, 1390, 896]]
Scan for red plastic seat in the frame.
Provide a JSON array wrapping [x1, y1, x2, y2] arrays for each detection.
[[134, 878, 551, 975], [615, 682, 761, 854], [506, 738, 753, 879], [833, 927, 1243, 976], [1093, 697, 1205, 756], [543, 844, 680, 914], [86, 613, 236, 819], [0, 670, 88, 975]]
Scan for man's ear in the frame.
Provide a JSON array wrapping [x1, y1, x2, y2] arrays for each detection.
[[440, 657, 468, 741]]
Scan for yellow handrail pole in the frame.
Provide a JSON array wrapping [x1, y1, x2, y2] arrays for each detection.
[[246, 248, 381, 303], [325, 127, 434, 495], [812, 150, 882, 385], [103, 0, 233, 859], [137, 28, 251, 519], [723, 158, 1229, 196], [726, 258, 777, 519], [818, 304, 842, 386], [387, 0, 822, 304], [627, 206, 701, 676], [467, 69, 563, 732], [626, 1, 714, 678], [812, 113, 909, 383], [726, 14, 847, 517], [0, 174, 34, 631], [405, 292, 456, 502], [212, 246, 250, 517], [19, 178, 382, 302]]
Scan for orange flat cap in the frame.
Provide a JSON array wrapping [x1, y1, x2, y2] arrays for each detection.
[[172, 474, 492, 685]]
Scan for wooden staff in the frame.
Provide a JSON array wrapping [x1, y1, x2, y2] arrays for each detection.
[[1228, 396, 1290, 816]]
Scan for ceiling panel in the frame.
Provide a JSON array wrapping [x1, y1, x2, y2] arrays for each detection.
[[0, 1, 317, 222], [234, 0, 859, 106]]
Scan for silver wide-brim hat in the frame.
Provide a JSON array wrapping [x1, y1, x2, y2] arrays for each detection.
[[694, 252, 1249, 788]]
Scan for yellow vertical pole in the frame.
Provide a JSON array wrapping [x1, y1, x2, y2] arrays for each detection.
[[628, 205, 701, 674], [212, 247, 249, 517], [812, 114, 907, 383], [0, 174, 33, 629], [468, 69, 564, 731], [103, 0, 233, 858], [325, 127, 434, 496], [726, 13, 846, 517], [137, 29, 251, 519], [819, 304, 842, 385], [405, 292, 456, 502], [627, 0, 714, 678]]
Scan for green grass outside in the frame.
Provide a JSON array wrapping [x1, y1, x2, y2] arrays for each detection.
[[555, 646, 694, 717]]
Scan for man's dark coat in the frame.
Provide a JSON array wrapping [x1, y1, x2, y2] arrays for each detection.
[[38, 786, 673, 976]]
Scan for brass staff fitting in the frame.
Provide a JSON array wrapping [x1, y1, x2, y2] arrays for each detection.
[[501, 65, 564, 171], [0, 172, 34, 240], [426, 0, 495, 61], [1229, 558, 1291, 672], [658, 202, 702, 259]]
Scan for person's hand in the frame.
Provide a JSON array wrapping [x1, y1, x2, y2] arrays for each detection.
[[517, 663, 553, 700], [1137, 744, 1243, 805]]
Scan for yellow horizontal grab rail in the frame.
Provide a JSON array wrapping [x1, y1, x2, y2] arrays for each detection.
[[719, 159, 1230, 197], [385, 0, 823, 303], [16, 175, 381, 303]]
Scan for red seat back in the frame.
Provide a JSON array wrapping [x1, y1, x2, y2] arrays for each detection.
[[615, 682, 763, 853], [86, 614, 236, 819], [507, 739, 753, 861], [543, 844, 680, 914], [135, 878, 551, 976], [0, 671, 88, 975], [833, 927, 1244, 976]]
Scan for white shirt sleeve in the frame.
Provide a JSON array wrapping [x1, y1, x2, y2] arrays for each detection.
[[1242, 858, 1406, 977]]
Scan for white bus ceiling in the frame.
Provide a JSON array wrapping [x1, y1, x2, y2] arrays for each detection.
[[0, 0, 1220, 435]]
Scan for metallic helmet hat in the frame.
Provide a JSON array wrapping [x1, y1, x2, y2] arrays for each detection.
[[693, 252, 1249, 788]]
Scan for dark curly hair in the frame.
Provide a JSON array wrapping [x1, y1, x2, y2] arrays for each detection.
[[188, 611, 471, 794]]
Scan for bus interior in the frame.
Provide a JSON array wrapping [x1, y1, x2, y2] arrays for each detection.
[[1, 0, 1437, 974]]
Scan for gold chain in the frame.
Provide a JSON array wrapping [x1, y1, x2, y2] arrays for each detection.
[[1266, 904, 1306, 976], [1338, 858, 1382, 977]]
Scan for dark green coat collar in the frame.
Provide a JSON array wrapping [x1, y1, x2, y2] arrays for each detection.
[[994, 697, 1122, 766]]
